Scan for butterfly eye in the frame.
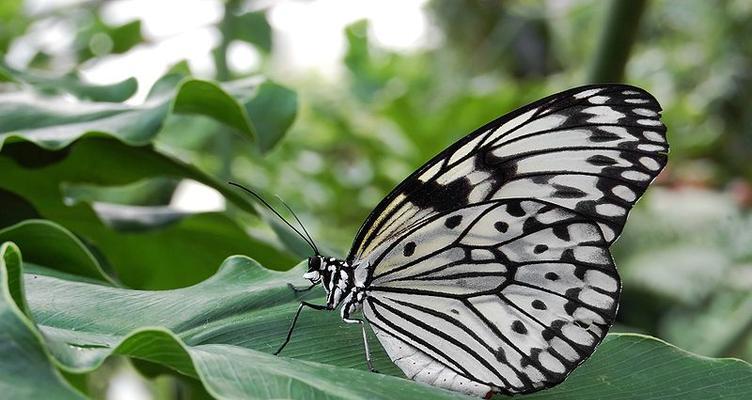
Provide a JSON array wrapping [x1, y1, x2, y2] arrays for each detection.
[[308, 256, 321, 271]]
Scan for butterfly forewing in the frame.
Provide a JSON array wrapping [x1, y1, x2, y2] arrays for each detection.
[[344, 84, 666, 395], [349, 85, 667, 262]]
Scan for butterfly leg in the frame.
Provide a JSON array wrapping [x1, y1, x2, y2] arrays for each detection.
[[287, 282, 317, 293], [342, 309, 378, 373], [275, 301, 328, 356]]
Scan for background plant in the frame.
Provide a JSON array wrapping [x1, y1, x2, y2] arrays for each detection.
[[1, 0, 752, 398]]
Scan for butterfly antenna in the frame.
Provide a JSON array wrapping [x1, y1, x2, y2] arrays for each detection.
[[275, 195, 320, 255], [228, 182, 317, 254]]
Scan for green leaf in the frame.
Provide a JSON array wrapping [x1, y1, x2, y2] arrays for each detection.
[[0, 62, 138, 102], [525, 334, 752, 399], [0, 220, 113, 285], [108, 20, 144, 54], [0, 188, 40, 227], [0, 139, 299, 288], [173, 79, 256, 140], [16, 252, 460, 399], [74, 19, 144, 61], [0, 243, 86, 399], [230, 11, 272, 53], [246, 81, 298, 153], [0, 0, 28, 53], [0, 76, 257, 150], [5, 247, 750, 399]]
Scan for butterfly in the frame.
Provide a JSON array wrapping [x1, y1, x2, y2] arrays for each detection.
[[231, 84, 668, 397]]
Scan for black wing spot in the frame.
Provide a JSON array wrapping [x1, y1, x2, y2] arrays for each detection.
[[523, 217, 545, 233], [586, 155, 618, 166], [445, 215, 463, 229], [450, 308, 460, 315], [552, 225, 571, 241], [403, 242, 416, 257], [409, 177, 472, 213], [532, 300, 547, 310], [551, 319, 566, 330], [512, 320, 528, 334], [494, 221, 509, 233], [534, 244, 548, 254], [552, 184, 588, 199], [495, 347, 506, 362], [542, 328, 555, 341], [545, 272, 560, 281], [560, 248, 577, 264], [564, 288, 582, 315], [590, 130, 622, 143], [506, 201, 526, 217]]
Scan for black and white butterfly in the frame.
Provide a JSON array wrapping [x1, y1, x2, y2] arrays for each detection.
[[232, 84, 668, 397]]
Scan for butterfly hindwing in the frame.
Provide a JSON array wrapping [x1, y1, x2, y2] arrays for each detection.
[[349, 84, 667, 261], [361, 199, 619, 394]]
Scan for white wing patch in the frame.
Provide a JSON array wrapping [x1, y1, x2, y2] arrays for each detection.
[[362, 199, 619, 394]]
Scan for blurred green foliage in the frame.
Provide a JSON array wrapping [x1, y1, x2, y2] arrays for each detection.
[[1, 0, 752, 398]]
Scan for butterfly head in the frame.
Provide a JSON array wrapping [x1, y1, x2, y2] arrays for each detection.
[[303, 255, 325, 283]]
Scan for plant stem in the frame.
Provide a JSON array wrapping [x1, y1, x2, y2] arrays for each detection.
[[587, 0, 649, 83], [214, 0, 240, 180]]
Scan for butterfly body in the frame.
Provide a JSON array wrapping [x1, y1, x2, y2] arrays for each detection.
[[304, 256, 366, 316], [273, 84, 668, 397]]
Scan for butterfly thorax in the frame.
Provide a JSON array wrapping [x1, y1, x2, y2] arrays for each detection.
[[304, 256, 368, 316]]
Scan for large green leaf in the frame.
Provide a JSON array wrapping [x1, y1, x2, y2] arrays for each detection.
[[3, 232, 750, 399], [525, 334, 752, 399], [0, 139, 298, 288], [0, 62, 138, 103], [0, 71, 302, 287], [0, 220, 112, 284], [0, 75, 256, 150], [0, 243, 85, 399], [245, 81, 298, 153], [172, 79, 256, 140], [0, 239, 458, 399]]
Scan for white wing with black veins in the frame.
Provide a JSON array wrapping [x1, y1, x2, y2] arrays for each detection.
[[361, 199, 619, 394], [349, 84, 667, 395]]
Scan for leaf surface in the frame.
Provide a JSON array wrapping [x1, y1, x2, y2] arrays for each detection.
[[2, 232, 750, 399]]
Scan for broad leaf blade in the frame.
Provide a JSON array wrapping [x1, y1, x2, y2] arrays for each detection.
[[13, 250, 752, 399], [526, 334, 752, 399], [245, 81, 297, 153], [0, 220, 113, 284], [0, 243, 86, 399], [0, 76, 258, 151]]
